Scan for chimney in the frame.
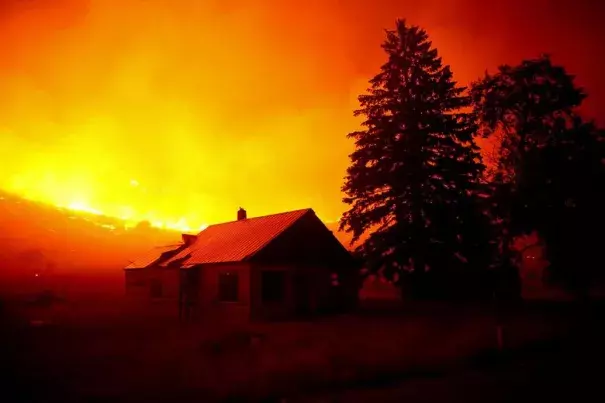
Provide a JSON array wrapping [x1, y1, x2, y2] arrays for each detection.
[[237, 207, 247, 221], [181, 234, 197, 246]]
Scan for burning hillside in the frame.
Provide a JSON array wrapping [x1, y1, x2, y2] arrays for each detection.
[[0, 190, 354, 283], [1, 1, 603, 232], [0, 190, 181, 284]]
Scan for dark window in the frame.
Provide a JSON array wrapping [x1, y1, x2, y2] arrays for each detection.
[[218, 272, 239, 302], [261, 271, 286, 302], [150, 279, 162, 298]]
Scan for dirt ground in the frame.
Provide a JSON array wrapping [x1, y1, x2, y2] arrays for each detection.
[[1, 298, 599, 402]]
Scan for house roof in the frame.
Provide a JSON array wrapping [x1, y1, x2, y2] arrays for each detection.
[[161, 208, 313, 267], [125, 244, 184, 269]]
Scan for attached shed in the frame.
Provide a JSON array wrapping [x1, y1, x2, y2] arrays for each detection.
[[124, 243, 186, 299], [124, 208, 360, 321]]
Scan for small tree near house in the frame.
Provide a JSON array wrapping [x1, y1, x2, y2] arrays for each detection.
[[340, 19, 495, 300]]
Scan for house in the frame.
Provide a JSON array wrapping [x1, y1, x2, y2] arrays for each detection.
[[124, 208, 360, 321]]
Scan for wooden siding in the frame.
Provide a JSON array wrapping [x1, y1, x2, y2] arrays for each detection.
[[197, 262, 251, 322]]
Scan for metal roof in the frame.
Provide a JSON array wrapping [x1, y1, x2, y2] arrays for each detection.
[[161, 208, 313, 266], [125, 244, 184, 269]]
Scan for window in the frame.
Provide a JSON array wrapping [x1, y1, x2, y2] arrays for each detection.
[[218, 272, 239, 302], [261, 271, 286, 302]]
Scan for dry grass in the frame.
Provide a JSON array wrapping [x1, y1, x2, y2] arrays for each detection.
[[3, 298, 576, 402]]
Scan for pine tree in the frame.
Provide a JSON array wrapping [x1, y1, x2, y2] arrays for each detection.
[[339, 19, 494, 300]]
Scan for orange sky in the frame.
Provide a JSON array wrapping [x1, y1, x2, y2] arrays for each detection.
[[0, 0, 603, 231]]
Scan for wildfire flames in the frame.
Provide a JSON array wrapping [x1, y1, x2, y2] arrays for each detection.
[[0, 1, 602, 231]]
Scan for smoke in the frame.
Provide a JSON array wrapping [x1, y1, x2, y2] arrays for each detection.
[[0, 0, 603, 227]]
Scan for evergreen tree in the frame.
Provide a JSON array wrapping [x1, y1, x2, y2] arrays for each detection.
[[339, 19, 494, 299], [471, 55, 605, 298]]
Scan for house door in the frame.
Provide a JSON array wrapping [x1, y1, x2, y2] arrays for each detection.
[[179, 268, 200, 320], [294, 271, 312, 316], [261, 270, 286, 303]]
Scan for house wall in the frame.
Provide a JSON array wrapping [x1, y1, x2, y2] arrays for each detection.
[[306, 266, 336, 312], [124, 267, 180, 299], [249, 263, 348, 320], [250, 212, 360, 315], [196, 262, 251, 322], [125, 263, 260, 322], [124, 268, 150, 298], [155, 268, 180, 298], [332, 264, 361, 311], [123, 267, 181, 320]]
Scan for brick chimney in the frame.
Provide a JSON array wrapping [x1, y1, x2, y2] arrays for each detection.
[[237, 207, 247, 221]]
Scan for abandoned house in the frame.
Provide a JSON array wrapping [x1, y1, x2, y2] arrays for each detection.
[[124, 208, 360, 320]]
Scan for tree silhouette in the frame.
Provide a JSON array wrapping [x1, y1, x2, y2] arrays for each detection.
[[472, 55, 585, 187], [472, 55, 605, 298], [522, 118, 605, 297], [340, 19, 494, 299]]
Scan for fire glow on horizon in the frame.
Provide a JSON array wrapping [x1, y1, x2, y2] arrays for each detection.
[[0, 0, 365, 230], [0, 1, 601, 232], [52, 181, 210, 233]]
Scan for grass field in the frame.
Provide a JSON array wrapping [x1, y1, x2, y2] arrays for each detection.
[[1, 297, 597, 402]]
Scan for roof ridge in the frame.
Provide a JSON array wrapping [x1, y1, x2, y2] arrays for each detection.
[[161, 208, 316, 266], [242, 209, 314, 261], [199, 208, 312, 232]]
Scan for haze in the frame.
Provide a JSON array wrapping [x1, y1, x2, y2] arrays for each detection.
[[1, 0, 603, 230]]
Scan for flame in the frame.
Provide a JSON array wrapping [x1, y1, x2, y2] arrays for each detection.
[[54, 198, 206, 233], [0, 0, 365, 229], [0, 1, 600, 231]]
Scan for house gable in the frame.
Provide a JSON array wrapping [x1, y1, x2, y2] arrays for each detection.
[[160, 209, 311, 267], [249, 211, 356, 267]]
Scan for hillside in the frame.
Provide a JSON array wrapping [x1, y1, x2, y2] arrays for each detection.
[[0, 190, 180, 289]]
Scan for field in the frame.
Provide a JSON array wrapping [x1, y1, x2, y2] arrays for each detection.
[[4, 191, 598, 401], [2, 295, 598, 403]]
